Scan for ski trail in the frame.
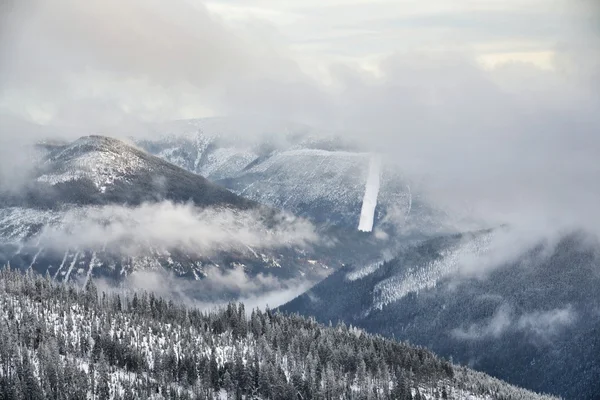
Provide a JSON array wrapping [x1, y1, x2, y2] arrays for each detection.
[[358, 154, 382, 232], [239, 181, 257, 196], [82, 252, 97, 289], [28, 248, 43, 269], [64, 251, 80, 281], [405, 184, 412, 220], [53, 249, 70, 280], [245, 245, 259, 258]]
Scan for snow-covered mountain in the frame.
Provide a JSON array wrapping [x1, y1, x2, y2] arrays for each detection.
[[136, 118, 442, 234], [3, 135, 254, 209], [0, 135, 392, 298], [280, 229, 600, 399], [0, 267, 558, 400]]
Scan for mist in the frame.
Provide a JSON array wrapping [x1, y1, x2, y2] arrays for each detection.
[[452, 304, 578, 341], [33, 201, 318, 256], [118, 267, 313, 312], [1, 0, 599, 251]]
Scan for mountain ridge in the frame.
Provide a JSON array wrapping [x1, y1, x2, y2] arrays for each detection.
[[280, 229, 600, 399], [0, 266, 558, 400]]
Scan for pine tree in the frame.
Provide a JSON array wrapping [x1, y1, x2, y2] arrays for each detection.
[[97, 352, 111, 400], [222, 370, 234, 399], [22, 352, 44, 400]]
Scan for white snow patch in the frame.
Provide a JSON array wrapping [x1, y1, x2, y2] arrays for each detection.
[[64, 251, 80, 281], [28, 247, 43, 269], [372, 233, 493, 310], [346, 260, 385, 281], [54, 249, 70, 280], [358, 154, 382, 232]]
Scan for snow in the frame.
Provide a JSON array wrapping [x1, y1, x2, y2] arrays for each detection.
[[64, 251, 80, 281], [53, 250, 69, 280], [82, 251, 98, 289], [372, 233, 494, 310], [198, 147, 258, 180], [346, 260, 385, 281], [358, 154, 382, 232], [246, 148, 366, 175], [37, 136, 150, 190], [0, 207, 58, 241], [139, 128, 443, 233], [29, 247, 43, 269], [405, 184, 412, 220]]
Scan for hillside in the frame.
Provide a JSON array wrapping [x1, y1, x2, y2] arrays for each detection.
[[1, 135, 255, 210], [0, 136, 330, 283], [280, 230, 600, 399], [0, 135, 393, 299], [136, 118, 444, 234], [0, 267, 557, 400]]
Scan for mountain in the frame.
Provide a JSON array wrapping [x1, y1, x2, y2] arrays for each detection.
[[136, 118, 443, 234], [1, 135, 255, 210], [0, 135, 391, 301], [0, 267, 557, 400], [0, 136, 319, 285], [280, 229, 600, 399]]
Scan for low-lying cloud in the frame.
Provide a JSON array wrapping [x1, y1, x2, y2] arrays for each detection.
[[452, 304, 577, 341], [98, 266, 313, 312], [35, 201, 318, 256]]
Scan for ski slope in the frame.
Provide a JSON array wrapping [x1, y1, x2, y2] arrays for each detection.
[[358, 154, 382, 232]]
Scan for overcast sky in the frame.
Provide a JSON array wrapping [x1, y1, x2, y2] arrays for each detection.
[[0, 0, 597, 125]]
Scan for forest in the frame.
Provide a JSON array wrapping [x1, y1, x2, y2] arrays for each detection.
[[0, 266, 556, 400]]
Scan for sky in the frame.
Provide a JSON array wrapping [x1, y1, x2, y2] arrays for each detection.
[[0, 0, 597, 125]]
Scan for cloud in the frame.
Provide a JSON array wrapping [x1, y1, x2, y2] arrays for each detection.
[[452, 304, 577, 341], [453, 226, 565, 279], [0, 0, 315, 125], [98, 266, 313, 311], [516, 306, 578, 337], [453, 304, 513, 340], [34, 201, 318, 256]]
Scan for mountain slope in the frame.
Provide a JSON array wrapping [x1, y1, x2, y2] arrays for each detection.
[[0, 135, 393, 297], [0, 267, 557, 400], [0, 135, 334, 286], [1, 135, 255, 210], [136, 118, 443, 234], [280, 230, 600, 399]]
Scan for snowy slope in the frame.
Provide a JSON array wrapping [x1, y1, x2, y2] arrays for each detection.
[[36, 136, 149, 191], [0, 135, 342, 287], [137, 119, 443, 234], [0, 135, 399, 293], [358, 154, 382, 232], [20, 135, 255, 210], [0, 268, 557, 400], [0, 204, 334, 286]]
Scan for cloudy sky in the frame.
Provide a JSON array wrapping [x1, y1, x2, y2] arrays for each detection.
[[0, 0, 597, 125], [207, 0, 570, 70]]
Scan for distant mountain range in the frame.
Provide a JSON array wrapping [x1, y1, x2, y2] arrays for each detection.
[[136, 118, 445, 235], [0, 134, 393, 301]]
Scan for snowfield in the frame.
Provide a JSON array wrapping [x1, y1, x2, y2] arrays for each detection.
[[358, 154, 382, 232]]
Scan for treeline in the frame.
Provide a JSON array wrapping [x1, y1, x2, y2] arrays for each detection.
[[0, 267, 555, 400]]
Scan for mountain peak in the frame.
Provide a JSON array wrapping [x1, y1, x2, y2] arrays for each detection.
[[3, 135, 256, 210]]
